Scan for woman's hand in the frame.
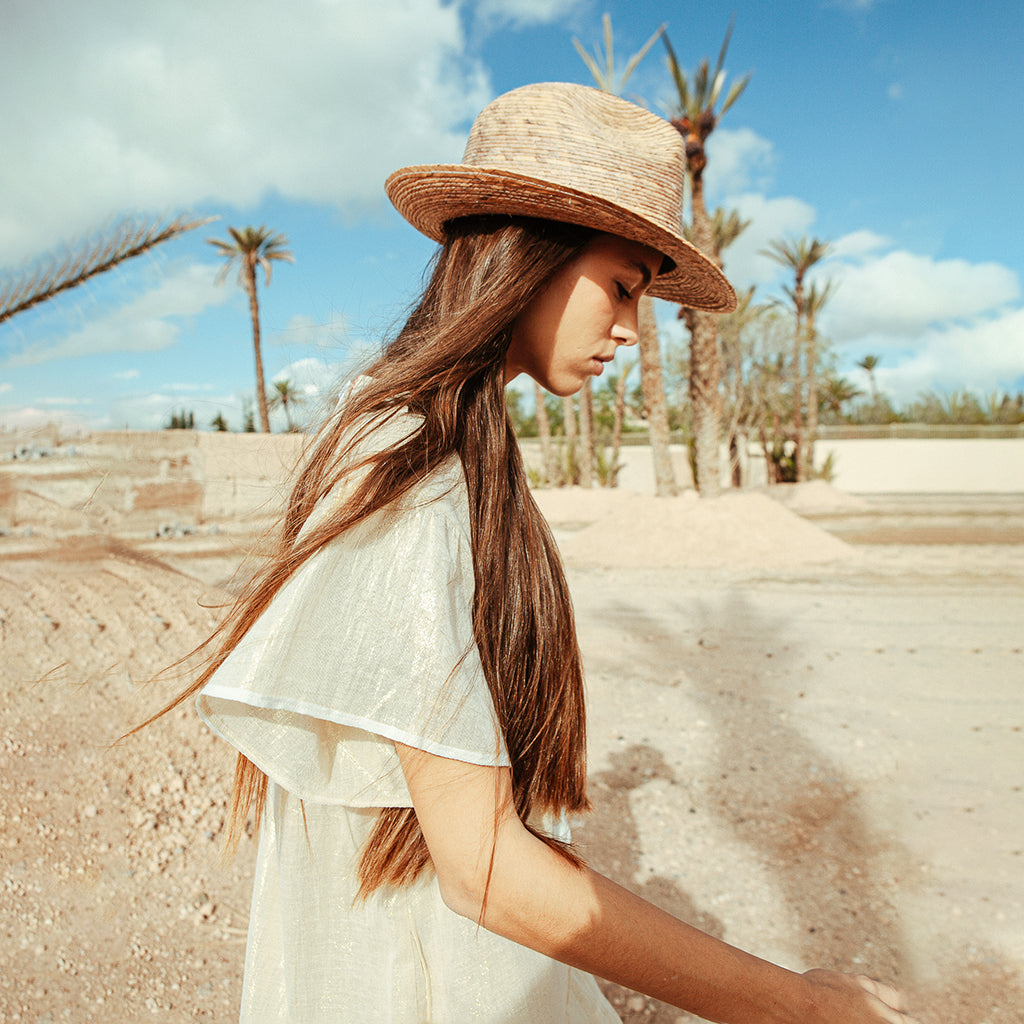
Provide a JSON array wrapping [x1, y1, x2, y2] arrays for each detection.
[[801, 969, 921, 1024]]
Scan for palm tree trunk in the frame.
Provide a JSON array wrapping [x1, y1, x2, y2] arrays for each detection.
[[610, 359, 635, 489], [246, 266, 271, 433], [638, 296, 677, 496], [534, 382, 557, 485], [804, 325, 819, 479], [577, 380, 595, 488], [791, 292, 805, 482], [562, 395, 578, 485], [689, 310, 722, 498], [687, 175, 722, 498]]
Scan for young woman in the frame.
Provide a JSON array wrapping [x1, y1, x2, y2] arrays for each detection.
[[161, 84, 919, 1023]]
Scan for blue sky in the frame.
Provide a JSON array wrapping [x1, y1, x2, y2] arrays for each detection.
[[2, 0, 1022, 432]]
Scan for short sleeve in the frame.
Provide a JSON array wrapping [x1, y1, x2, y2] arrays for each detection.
[[196, 473, 508, 808]]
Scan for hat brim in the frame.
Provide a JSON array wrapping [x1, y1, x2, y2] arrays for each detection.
[[386, 165, 737, 312]]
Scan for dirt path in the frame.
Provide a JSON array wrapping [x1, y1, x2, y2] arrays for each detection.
[[571, 554, 1024, 1022], [1, 508, 1021, 1022]]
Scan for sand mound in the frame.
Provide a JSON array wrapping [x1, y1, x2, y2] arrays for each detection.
[[534, 487, 855, 570]]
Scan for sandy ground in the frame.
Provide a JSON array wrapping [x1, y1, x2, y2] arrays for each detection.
[[1, 466, 1022, 1022]]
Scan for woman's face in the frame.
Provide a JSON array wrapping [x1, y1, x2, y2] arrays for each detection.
[[505, 233, 663, 398]]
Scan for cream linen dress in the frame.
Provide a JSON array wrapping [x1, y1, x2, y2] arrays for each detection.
[[196, 405, 620, 1023]]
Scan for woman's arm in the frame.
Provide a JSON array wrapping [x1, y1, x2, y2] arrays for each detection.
[[396, 743, 917, 1024]]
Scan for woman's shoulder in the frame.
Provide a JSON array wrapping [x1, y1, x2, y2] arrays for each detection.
[[318, 384, 470, 539]]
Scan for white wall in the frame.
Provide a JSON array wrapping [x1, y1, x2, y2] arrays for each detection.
[[522, 437, 1024, 495], [814, 438, 1024, 493]]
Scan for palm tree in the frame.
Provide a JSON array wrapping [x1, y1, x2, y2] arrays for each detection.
[[561, 394, 578, 484], [209, 225, 293, 433], [820, 374, 862, 422], [269, 377, 305, 432], [802, 279, 835, 479], [608, 358, 637, 487], [637, 295, 677, 494], [856, 354, 882, 403], [533, 381, 558, 485], [574, 13, 678, 496], [761, 235, 830, 481], [1, 214, 212, 325], [685, 206, 751, 256], [716, 285, 758, 485], [664, 22, 751, 497], [576, 380, 596, 487]]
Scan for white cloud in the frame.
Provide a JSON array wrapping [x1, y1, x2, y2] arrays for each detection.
[[1, 262, 230, 368], [113, 369, 140, 380], [705, 128, 775, 198], [474, 0, 584, 29], [831, 229, 891, 260], [0, 0, 491, 265], [717, 192, 818, 288], [0, 382, 12, 394], [823, 251, 1020, 340], [272, 357, 340, 396], [863, 306, 1024, 405], [270, 313, 350, 350], [702, 185, 1023, 406]]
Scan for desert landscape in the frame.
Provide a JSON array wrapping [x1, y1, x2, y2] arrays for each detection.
[[1, 427, 1022, 1023]]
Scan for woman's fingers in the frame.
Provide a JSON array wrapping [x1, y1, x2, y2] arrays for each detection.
[[854, 974, 923, 1024], [855, 975, 904, 1010]]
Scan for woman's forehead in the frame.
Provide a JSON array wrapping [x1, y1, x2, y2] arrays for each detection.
[[590, 233, 664, 280]]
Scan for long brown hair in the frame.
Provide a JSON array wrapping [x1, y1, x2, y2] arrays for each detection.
[[145, 215, 598, 894]]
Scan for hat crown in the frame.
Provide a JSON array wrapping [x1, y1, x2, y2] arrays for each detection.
[[461, 83, 685, 239]]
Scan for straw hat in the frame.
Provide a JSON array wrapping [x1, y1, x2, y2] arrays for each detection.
[[386, 82, 736, 311]]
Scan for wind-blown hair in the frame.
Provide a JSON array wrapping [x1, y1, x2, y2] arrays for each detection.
[[145, 215, 597, 895]]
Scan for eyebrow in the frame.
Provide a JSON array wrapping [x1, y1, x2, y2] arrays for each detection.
[[630, 260, 655, 289]]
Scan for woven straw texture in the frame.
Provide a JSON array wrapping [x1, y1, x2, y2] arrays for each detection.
[[386, 83, 735, 311]]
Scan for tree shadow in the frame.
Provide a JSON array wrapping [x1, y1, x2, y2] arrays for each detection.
[[576, 583, 1021, 1023], [575, 743, 726, 1022]]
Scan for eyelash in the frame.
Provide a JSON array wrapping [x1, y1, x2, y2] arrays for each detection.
[[616, 282, 632, 301]]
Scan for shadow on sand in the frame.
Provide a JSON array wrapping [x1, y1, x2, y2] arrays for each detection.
[[575, 586, 1021, 1023]]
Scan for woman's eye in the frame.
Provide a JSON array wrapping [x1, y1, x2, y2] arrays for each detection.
[[616, 282, 632, 301]]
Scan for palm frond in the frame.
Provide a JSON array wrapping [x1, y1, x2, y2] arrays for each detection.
[[720, 74, 751, 116], [575, 14, 664, 96], [572, 38, 608, 89], [663, 22, 750, 122], [0, 213, 214, 326], [602, 12, 615, 85], [661, 33, 692, 113], [713, 16, 737, 85], [620, 23, 666, 91], [208, 225, 294, 288], [806, 278, 837, 313]]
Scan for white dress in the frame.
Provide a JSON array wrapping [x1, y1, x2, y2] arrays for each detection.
[[196, 406, 620, 1023]]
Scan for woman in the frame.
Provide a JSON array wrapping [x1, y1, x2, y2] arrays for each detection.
[[160, 84, 918, 1023]]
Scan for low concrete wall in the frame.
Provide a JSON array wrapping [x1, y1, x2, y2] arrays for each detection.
[[521, 436, 1024, 494], [815, 438, 1024, 493], [194, 432, 306, 519]]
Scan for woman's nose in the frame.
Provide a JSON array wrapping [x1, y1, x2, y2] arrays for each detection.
[[613, 311, 640, 347]]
